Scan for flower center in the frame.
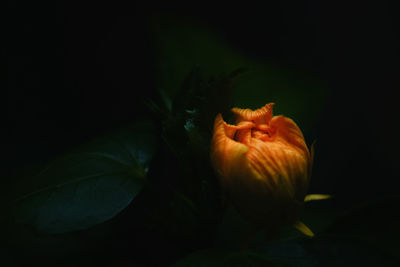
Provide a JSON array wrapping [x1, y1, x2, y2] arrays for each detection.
[[233, 122, 275, 145], [252, 128, 270, 141]]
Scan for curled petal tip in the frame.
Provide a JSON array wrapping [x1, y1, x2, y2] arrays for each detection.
[[231, 102, 275, 123], [211, 114, 249, 179]]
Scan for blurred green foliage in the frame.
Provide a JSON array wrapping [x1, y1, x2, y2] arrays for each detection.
[[152, 14, 330, 134]]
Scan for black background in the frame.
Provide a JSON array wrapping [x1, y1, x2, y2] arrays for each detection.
[[5, 1, 400, 266]]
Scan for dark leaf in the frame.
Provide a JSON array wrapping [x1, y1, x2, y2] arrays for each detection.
[[8, 120, 157, 234]]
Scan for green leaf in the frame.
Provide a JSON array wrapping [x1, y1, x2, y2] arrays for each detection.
[[8, 120, 157, 234]]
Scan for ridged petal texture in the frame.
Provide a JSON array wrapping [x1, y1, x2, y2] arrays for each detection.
[[211, 103, 312, 230]]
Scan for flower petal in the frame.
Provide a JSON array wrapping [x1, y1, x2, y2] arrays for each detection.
[[232, 103, 275, 124], [269, 115, 309, 158], [222, 120, 255, 139], [246, 138, 308, 200], [210, 114, 249, 182], [210, 104, 313, 231]]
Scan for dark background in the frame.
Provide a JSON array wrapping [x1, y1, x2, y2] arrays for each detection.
[[5, 1, 400, 266]]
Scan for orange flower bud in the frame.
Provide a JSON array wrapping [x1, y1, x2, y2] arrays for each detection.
[[210, 103, 313, 231]]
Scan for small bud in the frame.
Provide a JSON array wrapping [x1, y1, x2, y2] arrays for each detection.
[[210, 103, 313, 231]]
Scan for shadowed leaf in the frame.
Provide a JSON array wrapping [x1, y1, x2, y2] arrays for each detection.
[[8, 120, 157, 234]]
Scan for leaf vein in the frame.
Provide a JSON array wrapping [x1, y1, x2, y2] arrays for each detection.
[[15, 170, 128, 203]]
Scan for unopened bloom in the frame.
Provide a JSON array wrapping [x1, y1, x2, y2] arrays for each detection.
[[210, 103, 313, 231]]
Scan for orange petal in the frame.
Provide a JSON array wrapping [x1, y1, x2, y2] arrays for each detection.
[[246, 138, 309, 200], [235, 128, 252, 145], [231, 103, 275, 124], [269, 115, 309, 158], [222, 120, 255, 139], [210, 114, 249, 181]]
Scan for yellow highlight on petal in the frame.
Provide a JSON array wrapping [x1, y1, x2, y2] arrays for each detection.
[[293, 221, 315, 237], [304, 194, 332, 202]]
